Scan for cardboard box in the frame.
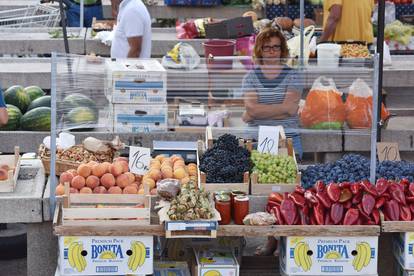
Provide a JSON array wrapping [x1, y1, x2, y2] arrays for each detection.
[[192, 249, 239, 276], [59, 236, 153, 275], [280, 236, 378, 275], [111, 103, 168, 133], [161, 237, 244, 264], [154, 261, 191, 276], [393, 232, 414, 270], [396, 257, 414, 276], [106, 59, 167, 104], [205, 17, 254, 39]]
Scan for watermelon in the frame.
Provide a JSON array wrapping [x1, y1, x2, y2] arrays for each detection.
[[62, 93, 97, 114], [67, 106, 98, 126], [24, 86, 45, 102], [27, 96, 51, 111], [4, 85, 31, 113], [0, 104, 22, 131], [20, 107, 51, 131]]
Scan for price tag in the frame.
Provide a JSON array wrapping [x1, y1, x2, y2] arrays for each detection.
[[258, 126, 281, 155], [128, 146, 151, 175], [377, 142, 401, 162]]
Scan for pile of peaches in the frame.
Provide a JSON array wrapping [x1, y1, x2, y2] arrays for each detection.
[[0, 164, 13, 181], [55, 157, 144, 195]]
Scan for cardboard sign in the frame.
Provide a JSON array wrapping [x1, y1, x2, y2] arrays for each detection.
[[258, 126, 281, 155], [128, 146, 151, 175], [377, 142, 401, 162]]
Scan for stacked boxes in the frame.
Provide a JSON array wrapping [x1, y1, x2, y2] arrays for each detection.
[[105, 59, 167, 133], [191, 249, 239, 276], [393, 232, 414, 272]]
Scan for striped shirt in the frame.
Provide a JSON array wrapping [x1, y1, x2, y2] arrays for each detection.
[[241, 64, 303, 128]]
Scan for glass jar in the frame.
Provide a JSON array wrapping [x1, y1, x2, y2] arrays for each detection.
[[215, 194, 231, 225], [234, 195, 249, 225], [231, 190, 246, 218]]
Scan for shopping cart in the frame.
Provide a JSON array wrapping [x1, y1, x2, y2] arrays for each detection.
[[0, 4, 60, 28]]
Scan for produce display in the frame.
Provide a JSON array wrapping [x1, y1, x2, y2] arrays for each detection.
[[167, 182, 213, 220], [0, 85, 50, 131], [379, 178, 414, 221], [55, 158, 144, 195], [266, 181, 382, 225], [385, 20, 414, 46], [0, 164, 12, 181], [199, 134, 252, 183], [301, 154, 414, 189], [144, 154, 199, 193], [39, 144, 115, 164], [251, 150, 297, 184]]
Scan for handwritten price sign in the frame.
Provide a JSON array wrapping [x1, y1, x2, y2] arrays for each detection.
[[258, 126, 281, 155], [377, 142, 401, 162], [128, 146, 151, 175]]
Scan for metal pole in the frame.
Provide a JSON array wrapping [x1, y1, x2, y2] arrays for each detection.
[[80, 0, 84, 27], [58, 0, 70, 53], [299, 0, 305, 67], [376, 0, 385, 142], [49, 52, 58, 217], [370, 54, 380, 184]]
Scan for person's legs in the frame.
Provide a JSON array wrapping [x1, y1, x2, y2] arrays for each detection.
[[66, 4, 81, 27]]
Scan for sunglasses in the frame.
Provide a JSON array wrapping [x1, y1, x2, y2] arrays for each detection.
[[262, 44, 282, 52]]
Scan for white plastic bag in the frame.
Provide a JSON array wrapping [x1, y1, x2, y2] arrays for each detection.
[[372, 2, 395, 25], [287, 25, 315, 66], [162, 42, 200, 70]]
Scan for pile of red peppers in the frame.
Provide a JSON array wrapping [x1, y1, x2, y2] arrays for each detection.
[[264, 179, 406, 225]]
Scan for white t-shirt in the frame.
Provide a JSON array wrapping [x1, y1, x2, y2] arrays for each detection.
[[110, 0, 152, 58]]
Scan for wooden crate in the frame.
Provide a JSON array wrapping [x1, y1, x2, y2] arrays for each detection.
[[251, 136, 301, 195], [60, 183, 150, 227], [198, 128, 252, 194], [0, 146, 21, 193]]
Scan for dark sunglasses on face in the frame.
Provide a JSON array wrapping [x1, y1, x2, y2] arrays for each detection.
[[262, 44, 282, 52]]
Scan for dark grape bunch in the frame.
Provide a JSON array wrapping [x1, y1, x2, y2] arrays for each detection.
[[376, 160, 414, 183], [199, 134, 252, 183]]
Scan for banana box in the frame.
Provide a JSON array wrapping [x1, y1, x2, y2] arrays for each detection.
[[105, 59, 167, 104], [279, 236, 378, 275], [192, 249, 239, 276], [154, 261, 191, 276], [393, 232, 414, 270], [59, 236, 153, 275]]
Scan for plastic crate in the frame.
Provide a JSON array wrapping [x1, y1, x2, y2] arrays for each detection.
[[164, 0, 221, 6]]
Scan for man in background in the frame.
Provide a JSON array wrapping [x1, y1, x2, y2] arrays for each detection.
[[321, 0, 375, 43], [110, 0, 152, 58]]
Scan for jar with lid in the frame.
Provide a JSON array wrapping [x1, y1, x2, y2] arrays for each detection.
[[234, 195, 249, 225], [215, 194, 231, 225]]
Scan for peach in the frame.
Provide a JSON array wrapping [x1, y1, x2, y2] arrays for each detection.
[[173, 167, 187, 179], [138, 188, 145, 195], [92, 163, 107, 177], [55, 184, 65, 196], [187, 163, 197, 170], [155, 155, 165, 162], [161, 166, 173, 179], [0, 169, 8, 181], [173, 159, 185, 167], [170, 155, 182, 164], [87, 161, 98, 167], [108, 186, 122, 194], [80, 187, 93, 194], [142, 177, 156, 190], [114, 157, 128, 163], [59, 172, 73, 185], [70, 187, 79, 194], [129, 182, 139, 190], [134, 174, 142, 182], [148, 169, 162, 181], [150, 160, 161, 168], [102, 162, 111, 173], [71, 175, 86, 190], [1, 164, 10, 171], [123, 185, 138, 194], [67, 169, 78, 177], [150, 188, 158, 195], [116, 174, 130, 188], [180, 176, 190, 185], [77, 164, 91, 178], [100, 173, 116, 189], [118, 161, 129, 173], [86, 175, 100, 189], [109, 162, 123, 177], [124, 172, 135, 184], [93, 186, 107, 194]]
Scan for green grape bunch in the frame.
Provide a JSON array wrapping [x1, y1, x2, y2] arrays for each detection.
[[251, 150, 297, 184]]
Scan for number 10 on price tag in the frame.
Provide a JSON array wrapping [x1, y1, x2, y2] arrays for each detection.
[[129, 146, 151, 175], [258, 126, 281, 155]]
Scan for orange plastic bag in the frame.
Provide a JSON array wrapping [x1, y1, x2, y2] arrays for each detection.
[[300, 77, 346, 129], [345, 79, 390, 129]]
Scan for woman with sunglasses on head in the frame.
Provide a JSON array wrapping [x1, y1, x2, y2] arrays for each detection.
[[241, 27, 303, 256]]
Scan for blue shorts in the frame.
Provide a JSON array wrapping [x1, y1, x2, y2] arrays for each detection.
[[66, 2, 103, 27]]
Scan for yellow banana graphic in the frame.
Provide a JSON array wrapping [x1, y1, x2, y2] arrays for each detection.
[[353, 242, 371, 272], [352, 244, 362, 271], [293, 242, 312, 272], [78, 243, 87, 272], [361, 242, 371, 268], [68, 242, 86, 272], [128, 241, 146, 271], [67, 242, 76, 269]]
